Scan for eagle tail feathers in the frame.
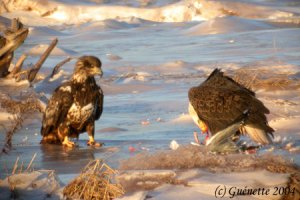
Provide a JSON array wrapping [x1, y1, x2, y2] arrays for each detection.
[[40, 132, 60, 144], [244, 125, 273, 145]]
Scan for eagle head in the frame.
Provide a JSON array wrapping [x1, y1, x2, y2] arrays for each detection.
[[73, 56, 103, 82]]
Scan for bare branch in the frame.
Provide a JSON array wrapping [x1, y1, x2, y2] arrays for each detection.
[[50, 57, 71, 78], [28, 38, 58, 82], [8, 53, 27, 76]]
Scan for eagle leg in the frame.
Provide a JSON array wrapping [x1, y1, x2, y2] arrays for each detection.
[[62, 136, 75, 147], [86, 123, 103, 147], [58, 126, 75, 147], [193, 132, 200, 144]]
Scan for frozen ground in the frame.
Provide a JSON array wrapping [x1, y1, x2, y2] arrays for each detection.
[[0, 0, 300, 199]]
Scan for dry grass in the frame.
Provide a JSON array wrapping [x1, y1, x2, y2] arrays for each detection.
[[232, 69, 300, 91], [7, 153, 38, 198], [8, 153, 37, 175], [0, 92, 42, 113], [120, 145, 299, 174], [281, 173, 300, 200], [63, 159, 124, 200], [0, 92, 43, 153], [5, 154, 59, 199]]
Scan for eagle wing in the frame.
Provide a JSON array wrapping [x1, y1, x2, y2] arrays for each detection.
[[41, 82, 74, 137], [188, 69, 273, 144], [95, 86, 104, 120], [189, 86, 250, 134]]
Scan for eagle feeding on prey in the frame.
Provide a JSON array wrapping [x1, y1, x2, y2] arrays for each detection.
[[41, 56, 103, 147], [188, 69, 274, 146]]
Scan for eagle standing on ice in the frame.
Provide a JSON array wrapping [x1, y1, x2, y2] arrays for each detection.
[[41, 56, 103, 147], [188, 69, 274, 145]]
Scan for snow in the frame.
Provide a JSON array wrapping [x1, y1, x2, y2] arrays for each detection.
[[117, 169, 289, 200], [186, 16, 276, 36], [0, 0, 300, 199], [27, 44, 77, 56], [169, 140, 179, 150]]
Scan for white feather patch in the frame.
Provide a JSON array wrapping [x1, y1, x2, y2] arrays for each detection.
[[59, 86, 72, 92], [67, 102, 94, 123], [189, 102, 200, 127], [73, 73, 87, 83]]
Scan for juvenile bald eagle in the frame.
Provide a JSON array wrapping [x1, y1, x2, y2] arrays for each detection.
[[41, 56, 103, 147], [188, 68, 274, 145]]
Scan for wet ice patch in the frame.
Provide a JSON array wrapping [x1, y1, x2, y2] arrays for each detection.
[[97, 127, 128, 133]]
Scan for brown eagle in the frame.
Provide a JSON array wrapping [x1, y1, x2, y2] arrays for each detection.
[[188, 68, 274, 145], [41, 56, 104, 147]]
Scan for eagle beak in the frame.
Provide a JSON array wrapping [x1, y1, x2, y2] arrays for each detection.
[[99, 68, 103, 78], [92, 67, 103, 77]]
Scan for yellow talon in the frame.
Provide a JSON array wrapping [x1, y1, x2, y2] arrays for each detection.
[[87, 136, 102, 147], [62, 136, 75, 147]]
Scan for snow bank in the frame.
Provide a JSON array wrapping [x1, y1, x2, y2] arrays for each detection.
[[117, 169, 291, 200], [1, 0, 296, 26], [145, 170, 288, 200], [186, 16, 275, 36]]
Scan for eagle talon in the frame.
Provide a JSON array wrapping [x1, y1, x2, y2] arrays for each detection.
[[87, 141, 103, 147], [62, 137, 76, 148], [62, 141, 76, 148]]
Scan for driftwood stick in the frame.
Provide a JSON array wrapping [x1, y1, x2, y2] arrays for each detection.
[[50, 57, 71, 78], [28, 38, 58, 82], [9, 53, 27, 76], [11, 18, 22, 31], [0, 20, 28, 58], [14, 70, 29, 82]]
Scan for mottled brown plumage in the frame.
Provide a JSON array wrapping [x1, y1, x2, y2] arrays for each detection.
[[188, 68, 274, 145], [41, 56, 103, 147]]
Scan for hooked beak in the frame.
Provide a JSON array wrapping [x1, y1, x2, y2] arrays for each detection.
[[92, 67, 103, 78]]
